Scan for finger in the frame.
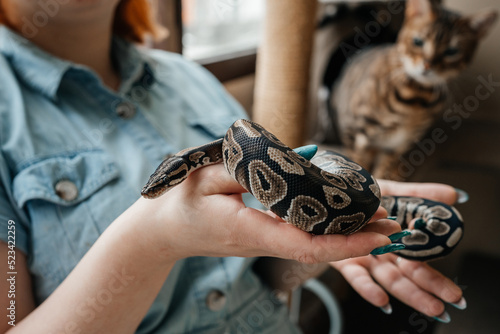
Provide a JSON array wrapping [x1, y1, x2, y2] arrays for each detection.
[[370, 255, 446, 317], [393, 257, 463, 305], [261, 210, 285, 221], [260, 211, 396, 231], [188, 163, 247, 195], [335, 261, 390, 308], [377, 179, 457, 205], [311, 218, 402, 259], [237, 209, 398, 262], [248, 212, 400, 262], [361, 218, 401, 236], [369, 206, 389, 223], [311, 219, 402, 260]]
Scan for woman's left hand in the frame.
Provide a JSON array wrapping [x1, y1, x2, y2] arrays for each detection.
[[330, 180, 466, 322]]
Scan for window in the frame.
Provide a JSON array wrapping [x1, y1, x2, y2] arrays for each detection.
[[181, 0, 265, 63]]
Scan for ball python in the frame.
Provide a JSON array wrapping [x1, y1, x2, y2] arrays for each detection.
[[142, 119, 464, 261]]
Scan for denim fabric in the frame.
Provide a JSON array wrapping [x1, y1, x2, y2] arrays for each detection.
[[0, 26, 301, 334]]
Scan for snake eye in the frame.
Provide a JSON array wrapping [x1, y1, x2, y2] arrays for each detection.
[[413, 37, 424, 47]]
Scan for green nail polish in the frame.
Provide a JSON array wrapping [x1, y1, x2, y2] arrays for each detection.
[[370, 243, 406, 255], [414, 218, 426, 229], [454, 188, 469, 204], [387, 216, 398, 221], [433, 311, 451, 323], [293, 145, 318, 161], [388, 230, 411, 242], [380, 304, 392, 314], [450, 297, 467, 310]]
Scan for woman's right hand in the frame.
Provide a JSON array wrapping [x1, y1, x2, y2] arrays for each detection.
[[136, 163, 401, 264], [3, 163, 400, 334]]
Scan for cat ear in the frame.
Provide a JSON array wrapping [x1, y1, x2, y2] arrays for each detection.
[[405, 0, 433, 19], [467, 9, 498, 39]]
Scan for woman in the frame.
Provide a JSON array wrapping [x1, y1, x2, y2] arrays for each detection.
[[0, 0, 464, 332]]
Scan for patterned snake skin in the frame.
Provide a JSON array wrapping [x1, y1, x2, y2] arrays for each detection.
[[142, 119, 464, 261]]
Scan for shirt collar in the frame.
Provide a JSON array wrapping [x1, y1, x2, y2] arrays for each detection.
[[112, 37, 156, 94], [0, 26, 71, 100], [0, 26, 156, 100]]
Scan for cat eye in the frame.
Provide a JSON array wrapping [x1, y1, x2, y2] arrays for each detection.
[[444, 47, 459, 57], [413, 37, 424, 47]]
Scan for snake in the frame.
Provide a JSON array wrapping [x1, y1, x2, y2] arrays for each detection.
[[141, 119, 464, 261]]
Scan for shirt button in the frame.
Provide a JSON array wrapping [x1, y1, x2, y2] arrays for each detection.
[[55, 180, 78, 201], [115, 101, 136, 119], [206, 290, 226, 311]]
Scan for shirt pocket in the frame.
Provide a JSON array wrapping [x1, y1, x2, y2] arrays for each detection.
[[11, 149, 137, 303]]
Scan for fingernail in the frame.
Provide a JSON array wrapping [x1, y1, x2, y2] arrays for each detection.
[[414, 218, 426, 230], [454, 188, 469, 204], [380, 303, 392, 314], [370, 243, 405, 255], [387, 216, 398, 221], [293, 145, 318, 161], [433, 311, 451, 323], [388, 230, 412, 242], [449, 296, 467, 310]]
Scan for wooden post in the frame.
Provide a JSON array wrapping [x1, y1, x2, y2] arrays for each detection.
[[153, 0, 183, 53], [253, 0, 318, 148]]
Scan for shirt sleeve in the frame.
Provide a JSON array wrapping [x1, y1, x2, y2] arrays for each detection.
[[0, 153, 29, 256]]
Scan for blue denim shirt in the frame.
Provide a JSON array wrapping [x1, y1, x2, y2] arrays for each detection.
[[0, 26, 301, 333]]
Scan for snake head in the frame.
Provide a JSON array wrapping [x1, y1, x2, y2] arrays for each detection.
[[141, 157, 189, 199]]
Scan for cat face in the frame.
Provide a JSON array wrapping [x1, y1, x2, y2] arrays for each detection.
[[397, 0, 497, 86]]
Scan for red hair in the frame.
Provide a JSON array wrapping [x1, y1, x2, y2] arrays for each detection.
[[113, 0, 167, 43], [0, 1, 11, 29], [0, 0, 166, 43]]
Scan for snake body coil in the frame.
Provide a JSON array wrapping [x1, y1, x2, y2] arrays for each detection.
[[142, 119, 464, 261], [381, 196, 464, 261]]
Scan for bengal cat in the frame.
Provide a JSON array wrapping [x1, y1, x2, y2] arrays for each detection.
[[332, 0, 497, 180]]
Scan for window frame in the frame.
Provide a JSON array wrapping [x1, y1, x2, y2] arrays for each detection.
[[155, 0, 257, 82]]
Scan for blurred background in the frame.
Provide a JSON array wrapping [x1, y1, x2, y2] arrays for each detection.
[[153, 0, 500, 333]]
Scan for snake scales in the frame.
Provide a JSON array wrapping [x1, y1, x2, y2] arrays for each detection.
[[142, 119, 463, 261]]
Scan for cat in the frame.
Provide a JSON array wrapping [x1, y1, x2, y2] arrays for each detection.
[[329, 0, 497, 180]]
